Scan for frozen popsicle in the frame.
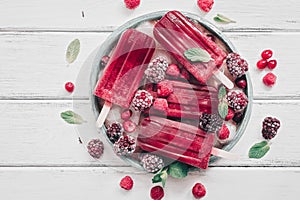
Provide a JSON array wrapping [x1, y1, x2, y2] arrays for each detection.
[[153, 10, 233, 88], [94, 29, 156, 127]]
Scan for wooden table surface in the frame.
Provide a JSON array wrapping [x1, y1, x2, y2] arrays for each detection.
[[1, 0, 300, 199]]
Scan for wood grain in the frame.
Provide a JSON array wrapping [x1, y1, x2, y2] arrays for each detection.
[[1, 32, 300, 99]]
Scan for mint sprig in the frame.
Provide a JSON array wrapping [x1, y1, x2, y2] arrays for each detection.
[[168, 161, 189, 179], [60, 110, 86, 124], [218, 86, 228, 119], [66, 39, 80, 64], [213, 14, 236, 24], [152, 168, 168, 187], [248, 141, 270, 159], [184, 48, 211, 63]]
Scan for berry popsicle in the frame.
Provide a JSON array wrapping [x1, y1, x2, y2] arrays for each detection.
[[94, 29, 156, 127], [153, 10, 233, 88]]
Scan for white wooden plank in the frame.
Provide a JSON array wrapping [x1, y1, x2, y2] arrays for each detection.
[[0, 32, 300, 99], [0, 167, 299, 200], [0, 0, 299, 31], [0, 100, 299, 167]]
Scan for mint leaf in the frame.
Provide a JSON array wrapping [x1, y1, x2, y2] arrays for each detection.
[[60, 110, 86, 124], [248, 141, 270, 159], [184, 48, 211, 63], [167, 162, 189, 179], [218, 86, 227, 100], [213, 14, 236, 24], [152, 168, 168, 187], [218, 102, 228, 119], [66, 39, 80, 63]]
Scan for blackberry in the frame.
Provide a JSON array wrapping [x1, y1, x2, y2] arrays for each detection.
[[145, 56, 168, 83], [199, 113, 223, 133], [262, 117, 281, 140], [131, 90, 153, 111], [140, 154, 164, 173], [113, 135, 136, 156], [226, 53, 248, 78], [87, 139, 104, 159], [106, 122, 123, 143], [226, 90, 248, 112]]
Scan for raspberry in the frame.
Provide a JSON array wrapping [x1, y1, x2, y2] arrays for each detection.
[[113, 135, 136, 156], [226, 90, 248, 112], [261, 49, 273, 60], [192, 183, 206, 199], [121, 109, 132, 120], [145, 57, 169, 83], [157, 80, 173, 97], [263, 72, 277, 87], [236, 79, 247, 89], [166, 63, 180, 77], [124, 0, 140, 9], [100, 55, 110, 68], [120, 176, 134, 190], [267, 60, 277, 69], [197, 0, 214, 12], [106, 122, 123, 143], [123, 120, 136, 133], [153, 98, 168, 112], [131, 90, 153, 111], [65, 82, 74, 93], [218, 124, 230, 140], [199, 113, 223, 133], [256, 59, 268, 70], [262, 117, 280, 140], [226, 53, 249, 78], [225, 108, 235, 121], [140, 154, 164, 173], [87, 139, 104, 159], [150, 186, 164, 200]]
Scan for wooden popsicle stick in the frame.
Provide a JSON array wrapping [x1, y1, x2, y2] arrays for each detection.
[[213, 70, 234, 89], [96, 101, 112, 128], [211, 147, 240, 160]]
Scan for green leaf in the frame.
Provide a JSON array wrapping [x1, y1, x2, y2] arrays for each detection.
[[167, 162, 189, 179], [218, 86, 227, 100], [60, 110, 86, 124], [248, 141, 270, 159], [218, 102, 228, 119], [66, 39, 80, 63], [213, 14, 236, 24], [184, 48, 211, 63], [152, 168, 168, 187]]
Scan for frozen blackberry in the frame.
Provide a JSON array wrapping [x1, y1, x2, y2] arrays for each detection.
[[145, 56, 169, 83], [106, 122, 123, 143], [131, 90, 153, 111], [262, 117, 281, 140], [113, 135, 136, 156], [199, 113, 223, 133], [140, 154, 164, 173], [226, 90, 248, 112], [226, 53, 249, 78], [87, 139, 104, 159]]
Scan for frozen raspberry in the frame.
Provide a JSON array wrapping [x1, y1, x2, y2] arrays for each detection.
[[100, 55, 110, 68], [192, 183, 206, 199], [145, 57, 169, 83], [218, 124, 230, 140], [124, 0, 140, 9], [180, 68, 190, 80], [262, 117, 281, 140], [166, 63, 180, 77], [123, 120, 136, 133], [150, 186, 164, 200], [106, 122, 123, 143], [226, 90, 248, 112], [267, 60, 277, 69], [65, 82, 74, 93], [153, 98, 168, 112], [121, 109, 132, 120], [120, 176, 134, 190], [157, 80, 173, 97], [263, 72, 277, 87], [113, 135, 136, 156], [256, 59, 268, 70], [226, 53, 249, 78], [87, 139, 104, 159], [261, 49, 273, 60], [131, 90, 153, 111], [197, 0, 214, 12], [225, 108, 235, 121], [199, 113, 223, 133], [140, 154, 164, 173]]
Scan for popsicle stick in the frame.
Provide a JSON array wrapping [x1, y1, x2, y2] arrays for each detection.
[[96, 101, 112, 128], [211, 147, 240, 160], [213, 70, 234, 89]]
